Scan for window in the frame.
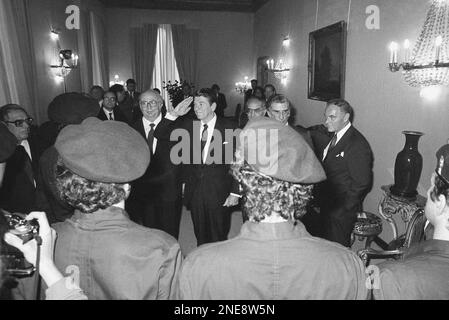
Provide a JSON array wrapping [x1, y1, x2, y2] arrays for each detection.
[[152, 24, 180, 107]]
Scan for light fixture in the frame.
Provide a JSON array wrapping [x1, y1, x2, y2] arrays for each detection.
[[51, 49, 79, 77], [266, 36, 291, 83], [109, 74, 125, 87], [388, 0, 449, 87], [235, 76, 251, 94], [50, 30, 60, 41]]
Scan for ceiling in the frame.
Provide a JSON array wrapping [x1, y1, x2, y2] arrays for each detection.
[[98, 0, 270, 12]]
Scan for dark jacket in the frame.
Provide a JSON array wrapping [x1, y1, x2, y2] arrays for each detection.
[[97, 107, 128, 123], [154, 115, 240, 208]]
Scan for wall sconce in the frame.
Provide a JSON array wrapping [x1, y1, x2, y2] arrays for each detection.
[[50, 30, 60, 41], [51, 49, 79, 76], [266, 36, 291, 84], [235, 76, 251, 94], [388, 0, 449, 87]]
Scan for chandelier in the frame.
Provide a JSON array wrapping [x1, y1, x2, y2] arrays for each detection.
[[235, 76, 251, 94], [266, 36, 291, 84], [389, 0, 449, 87]]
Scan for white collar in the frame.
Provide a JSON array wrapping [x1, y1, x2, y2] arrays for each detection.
[[142, 114, 162, 127], [335, 122, 352, 143], [201, 113, 217, 129]]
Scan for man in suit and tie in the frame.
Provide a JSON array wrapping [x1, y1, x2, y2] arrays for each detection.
[[126, 90, 183, 239], [0, 105, 40, 214], [267, 95, 313, 148], [124, 79, 142, 122], [211, 84, 227, 118], [315, 99, 373, 247], [244, 79, 258, 106], [155, 88, 240, 246], [97, 91, 128, 122]]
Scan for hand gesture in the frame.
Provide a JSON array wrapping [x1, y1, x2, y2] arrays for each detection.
[[169, 97, 193, 117]]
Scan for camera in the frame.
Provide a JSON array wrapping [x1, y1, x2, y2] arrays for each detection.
[[0, 210, 38, 277]]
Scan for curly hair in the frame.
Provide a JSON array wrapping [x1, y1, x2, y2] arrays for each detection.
[[231, 162, 314, 222], [430, 173, 449, 205], [55, 161, 129, 214]]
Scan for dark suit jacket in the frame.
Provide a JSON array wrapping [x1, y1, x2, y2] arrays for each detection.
[[0, 135, 40, 213], [215, 93, 227, 118], [315, 125, 373, 217], [155, 115, 239, 208], [293, 125, 313, 149], [97, 107, 128, 123], [129, 118, 181, 203]]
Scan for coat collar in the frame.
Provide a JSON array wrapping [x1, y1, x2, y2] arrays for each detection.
[[239, 221, 310, 241]]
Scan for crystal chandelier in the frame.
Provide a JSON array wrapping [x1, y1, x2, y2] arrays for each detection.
[[389, 0, 449, 87], [267, 36, 291, 84]]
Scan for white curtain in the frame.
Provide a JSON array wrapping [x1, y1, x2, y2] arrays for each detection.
[[152, 24, 180, 107], [0, 0, 39, 121]]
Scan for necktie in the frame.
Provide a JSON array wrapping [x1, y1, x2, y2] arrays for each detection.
[[329, 134, 338, 150], [201, 124, 208, 164], [17, 145, 34, 186], [109, 112, 114, 121], [147, 124, 155, 157]]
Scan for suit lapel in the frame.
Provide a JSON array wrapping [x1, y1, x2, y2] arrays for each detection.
[[325, 126, 354, 161]]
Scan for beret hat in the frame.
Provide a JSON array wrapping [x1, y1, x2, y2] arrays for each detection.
[[48, 93, 99, 125], [55, 117, 150, 183], [0, 122, 16, 162], [237, 117, 326, 184], [436, 144, 449, 185]]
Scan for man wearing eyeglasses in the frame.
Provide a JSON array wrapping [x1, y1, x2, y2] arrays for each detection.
[[126, 90, 182, 239], [0, 104, 39, 214], [97, 91, 128, 123]]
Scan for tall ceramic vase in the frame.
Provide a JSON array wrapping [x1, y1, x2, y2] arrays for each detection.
[[391, 131, 424, 199]]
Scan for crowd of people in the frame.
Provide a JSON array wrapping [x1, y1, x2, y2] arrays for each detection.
[[0, 78, 448, 300]]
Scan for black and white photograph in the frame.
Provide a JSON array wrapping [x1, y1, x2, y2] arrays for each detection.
[[0, 0, 449, 307]]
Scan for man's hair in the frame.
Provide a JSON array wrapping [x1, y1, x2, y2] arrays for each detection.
[[55, 161, 129, 214], [246, 96, 265, 109], [0, 104, 28, 122], [430, 174, 449, 206], [264, 84, 276, 92], [268, 94, 291, 110], [231, 162, 313, 222], [109, 84, 125, 95], [195, 88, 217, 105], [153, 88, 161, 94], [211, 84, 220, 91], [327, 99, 354, 123], [251, 79, 257, 84], [90, 85, 104, 92], [126, 79, 136, 86]]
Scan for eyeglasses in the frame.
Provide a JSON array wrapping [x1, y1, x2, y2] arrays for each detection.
[[104, 97, 117, 101], [4, 118, 33, 127], [140, 100, 160, 108]]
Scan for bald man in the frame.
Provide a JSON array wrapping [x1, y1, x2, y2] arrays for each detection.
[[126, 90, 183, 239]]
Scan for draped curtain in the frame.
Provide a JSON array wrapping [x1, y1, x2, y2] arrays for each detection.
[[151, 24, 180, 106], [90, 12, 109, 90], [171, 24, 199, 87], [0, 0, 40, 122], [78, 10, 109, 92], [131, 24, 158, 93]]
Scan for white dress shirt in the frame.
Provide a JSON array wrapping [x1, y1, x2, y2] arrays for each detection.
[[103, 108, 114, 120], [20, 140, 35, 187], [322, 122, 352, 161], [143, 114, 162, 154], [200, 114, 217, 164]]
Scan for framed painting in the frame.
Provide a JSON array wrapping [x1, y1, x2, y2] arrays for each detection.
[[308, 21, 347, 101]]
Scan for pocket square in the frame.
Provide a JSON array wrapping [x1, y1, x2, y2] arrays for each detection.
[[336, 151, 345, 158], [223, 141, 229, 145]]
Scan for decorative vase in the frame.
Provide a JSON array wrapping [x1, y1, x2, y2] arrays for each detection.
[[390, 131, 424, 199]]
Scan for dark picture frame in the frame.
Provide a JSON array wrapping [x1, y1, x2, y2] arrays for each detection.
[[308, 21, 347, 101]]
